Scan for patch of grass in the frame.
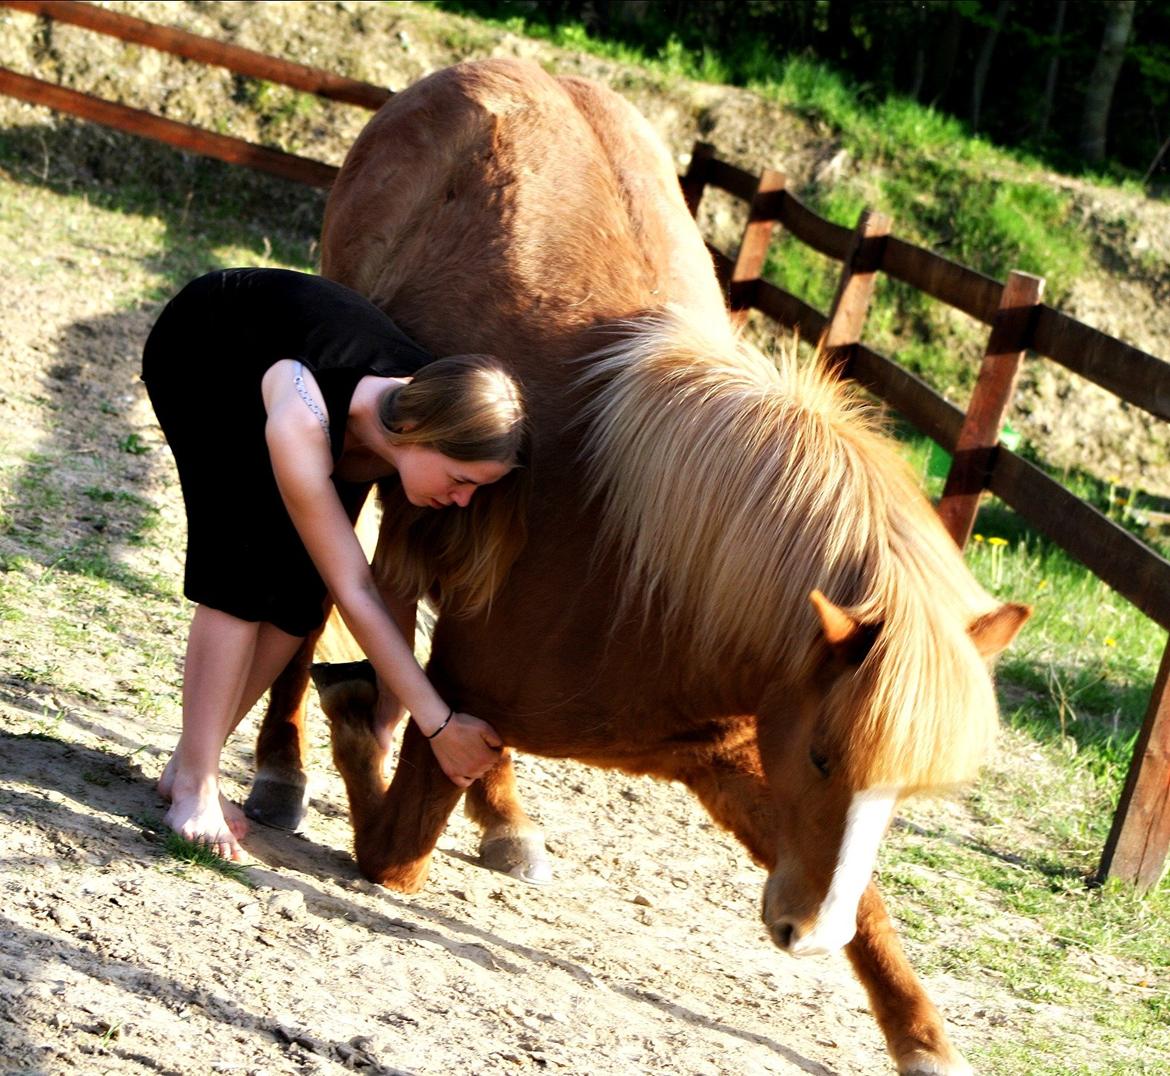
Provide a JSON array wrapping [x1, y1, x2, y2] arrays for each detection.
[[52, 539, 174, 599], [235, 79, 320, 127], [13, 728, 67, 745], [871, 428, 1170, 1070], [117, 433, 150, 456], [885, 809, 1170, 1072], [162, 831, 254, 887]]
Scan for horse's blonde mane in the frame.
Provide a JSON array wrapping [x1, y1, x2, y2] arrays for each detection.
[[579, 307, 1002, 793]]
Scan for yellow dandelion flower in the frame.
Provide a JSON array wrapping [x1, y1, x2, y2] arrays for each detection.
[[988, 536, 1008, 547], [1104, 637, 1117, 647], [973, 534, 985, 543], [1037, 580, 1048, 590]]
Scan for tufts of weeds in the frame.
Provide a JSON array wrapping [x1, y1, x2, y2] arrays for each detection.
[[162, 831, 254, 887]]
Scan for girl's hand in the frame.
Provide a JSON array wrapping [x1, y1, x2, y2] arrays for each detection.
[[428, 713, 503, 787]]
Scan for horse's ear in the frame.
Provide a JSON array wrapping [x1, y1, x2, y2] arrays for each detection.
[[810, 590, 880, 666], [968, 602, 1031, 657]]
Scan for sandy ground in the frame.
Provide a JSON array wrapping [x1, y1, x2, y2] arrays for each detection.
[[2, 680, 942, 1076]]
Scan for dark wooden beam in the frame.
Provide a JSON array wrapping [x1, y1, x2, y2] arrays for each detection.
[[1098, 641, 1170, 893], [0, 66, 339, 188], [0, 0, 392, 109], [729, 169, 786, 327]]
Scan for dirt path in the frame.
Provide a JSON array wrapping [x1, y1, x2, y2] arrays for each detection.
[[3, 678, 926, 1076]]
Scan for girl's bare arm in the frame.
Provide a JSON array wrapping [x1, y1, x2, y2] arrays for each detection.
[[261, 360, 501, 785]]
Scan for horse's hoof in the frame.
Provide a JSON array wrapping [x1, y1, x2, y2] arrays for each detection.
[[479, 834, 554, 885], [897, 1049, 973, 1076], [310, 659, 375, 691], [244, 771, 310, 832]]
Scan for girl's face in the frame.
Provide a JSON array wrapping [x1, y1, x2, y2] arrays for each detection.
[[394, 444, 512, 509]]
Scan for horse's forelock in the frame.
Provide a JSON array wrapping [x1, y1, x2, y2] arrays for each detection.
[[580, 308, 1001, 792]]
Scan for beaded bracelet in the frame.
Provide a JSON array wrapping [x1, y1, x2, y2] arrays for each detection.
[[425, 708, 455, 740]]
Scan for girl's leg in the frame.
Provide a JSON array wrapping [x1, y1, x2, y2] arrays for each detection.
[[230, 622, 308, 734], [160, 617, 304, 852], [161, 605, 259, 860]]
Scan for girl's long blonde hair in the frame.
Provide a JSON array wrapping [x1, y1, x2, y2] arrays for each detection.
[[374, 355, 529, 616]]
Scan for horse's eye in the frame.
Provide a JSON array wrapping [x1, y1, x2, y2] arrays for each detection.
[[810, 748, 831, 779]]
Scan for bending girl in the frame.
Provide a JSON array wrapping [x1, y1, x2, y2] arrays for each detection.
[[141, 267, 528, 860]]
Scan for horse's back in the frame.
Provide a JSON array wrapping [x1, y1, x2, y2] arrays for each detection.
[[322, 59, 722, 359], [555, 74, 724, 322], [321, 59, 729, 734]]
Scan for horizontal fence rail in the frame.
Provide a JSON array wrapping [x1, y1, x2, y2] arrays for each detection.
[[1, 0, 392, 109], [1, 2, 1168, 892], [0, 0, 394, 188], [0, 66, 340, 187], [692, 149, 1170, 421], [1031, 306, 1170, 423]]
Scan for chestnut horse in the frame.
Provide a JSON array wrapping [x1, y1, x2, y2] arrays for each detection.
[[249, 59, 1027, 1075]]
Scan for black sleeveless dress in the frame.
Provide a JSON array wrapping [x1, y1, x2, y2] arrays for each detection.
[[141, 268, 433, 636]]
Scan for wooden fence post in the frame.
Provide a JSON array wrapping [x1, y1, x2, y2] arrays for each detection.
[[937, 270, 1045, 547], [729, 169, 786, 328], [680, 140, 715, 219], [821, 208, 891, 372], [1098, 638, 1170, 893]]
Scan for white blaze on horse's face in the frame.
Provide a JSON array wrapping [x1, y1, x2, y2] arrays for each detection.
[[765, 787, 898, 957]]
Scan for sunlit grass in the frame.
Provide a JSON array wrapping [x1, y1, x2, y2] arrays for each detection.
[[162, 831, 254, 886]]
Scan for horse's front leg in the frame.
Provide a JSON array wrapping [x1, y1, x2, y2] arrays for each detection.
[[847, 882, 972, 1076], [316, 664, 462, 891], [465, 752, 552, 884], [673, 730, 969, 1075], [244, 628, 324, 831]]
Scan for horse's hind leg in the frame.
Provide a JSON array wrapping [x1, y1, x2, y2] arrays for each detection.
[[244, 630, 321, 831], [246, 490, 372, 830], [316, 662, 462, 891], [465, 752, 552, 885], [847, 883, 972, 1076]]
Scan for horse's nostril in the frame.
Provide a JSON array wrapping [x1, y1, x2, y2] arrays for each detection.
[[769, 920, 795, 950]]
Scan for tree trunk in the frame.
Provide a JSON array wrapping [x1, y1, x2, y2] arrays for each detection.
[[1079, 0, 1137, 165], [1037, 0, 1067, 138], [822, 0, 854, 66], [926, 3, 964, 108], [908, 3, 929, 99], [971, 0, 1011, 133]]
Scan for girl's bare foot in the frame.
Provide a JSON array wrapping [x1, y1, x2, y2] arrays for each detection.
[[219, 797, 249, 840], [159, 753, 249, 841], [157, 752, 179, 800], [161, 770, 249, 861]]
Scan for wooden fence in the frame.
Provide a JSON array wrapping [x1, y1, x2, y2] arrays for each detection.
[[687, 149, 1170, 894], [2, 0, 1168, 892]]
